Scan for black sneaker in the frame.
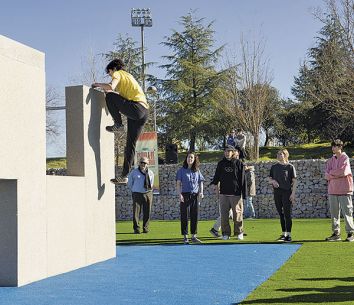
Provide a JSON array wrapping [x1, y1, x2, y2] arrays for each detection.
[[284, 235, 292, 243], [191, 236, 202, 243], [326, 233, 341, 241], [209, 228, 220, 238], [134, 230, 140, 234], [106, 124, 124, 133], [110, 177, 128, 185], [277, 235, 286, 242], [183, 236, 189, 244], [345, 233, 354, 242]]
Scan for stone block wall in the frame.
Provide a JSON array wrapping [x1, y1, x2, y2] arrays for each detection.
[[114, 159, 354, 220]]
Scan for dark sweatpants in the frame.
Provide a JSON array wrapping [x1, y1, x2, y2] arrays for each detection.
[[132, 191, 153, 232], [105, 92, 149, 177], [180, 193, 199, 235], [274, 188, 292, 232]]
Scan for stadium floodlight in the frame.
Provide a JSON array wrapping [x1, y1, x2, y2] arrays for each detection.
[[131, 8, 152, 92]]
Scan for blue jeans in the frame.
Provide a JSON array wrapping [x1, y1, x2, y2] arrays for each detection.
[[244, 197, 255, 218]]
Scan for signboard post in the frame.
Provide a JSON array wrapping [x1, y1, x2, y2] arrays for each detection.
[[134, 131, 160, 194]]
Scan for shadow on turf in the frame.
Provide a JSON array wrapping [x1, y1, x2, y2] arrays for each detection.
[[239, 284, 354, 304], [116, 237, 308, 246], [116, 233, 327, 245], [298, 276, 354, 282]]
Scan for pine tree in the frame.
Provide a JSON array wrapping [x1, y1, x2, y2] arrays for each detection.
[[292, 12, 354, 141], [160, 12, 225, 151]]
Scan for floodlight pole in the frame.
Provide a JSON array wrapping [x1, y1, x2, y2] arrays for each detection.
[[147, 86, 158, 131], [131, 8, 152, 93], [141, 25, 145, 92]]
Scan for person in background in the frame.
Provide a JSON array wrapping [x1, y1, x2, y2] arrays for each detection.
[[244, 165, 256, 219], [226, 130, 236, 147], [325, 139, 354, 242], [127, 157, 154, 234], [176, 152, 205, 244], [268, 149, 297, 243], [210, 145, 247, 240], [234, 129, 247, 160], [92, 58, 149, 185]]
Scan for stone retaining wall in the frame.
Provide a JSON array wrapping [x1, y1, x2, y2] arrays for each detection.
[[47, 158, 354, 220], [114, 159, 354, 220]]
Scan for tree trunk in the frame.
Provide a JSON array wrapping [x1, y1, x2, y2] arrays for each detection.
[[264, 129, 270, 146], [189, 132, 196, 151], [253, 131, 260, 160]]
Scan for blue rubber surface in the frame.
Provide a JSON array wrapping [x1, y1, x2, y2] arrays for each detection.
[[0, 244, 300, 305]]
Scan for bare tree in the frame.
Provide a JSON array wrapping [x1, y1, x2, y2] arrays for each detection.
[[221, 36, 273, 160], [46, 86, 61, 138], [69, 47, 106, 86]]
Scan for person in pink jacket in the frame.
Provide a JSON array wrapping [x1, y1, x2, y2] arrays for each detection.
[[325, 139, 354, 242]]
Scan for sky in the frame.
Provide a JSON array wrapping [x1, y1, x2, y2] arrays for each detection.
[[1, 0, 326, 157]]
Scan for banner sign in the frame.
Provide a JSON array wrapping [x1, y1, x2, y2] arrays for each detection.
[[135, 132, 160, 194]]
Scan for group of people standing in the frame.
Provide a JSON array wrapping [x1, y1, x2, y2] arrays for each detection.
[[92, 58, 353, 243], [177, 140, 353, 244]]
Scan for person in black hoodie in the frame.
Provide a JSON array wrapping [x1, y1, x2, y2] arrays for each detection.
[[210, 145, 247, 240]]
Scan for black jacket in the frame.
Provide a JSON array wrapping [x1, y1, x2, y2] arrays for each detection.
[[210, 157, 247, 198]]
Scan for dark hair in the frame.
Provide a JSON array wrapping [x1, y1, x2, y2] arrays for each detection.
[[236, 128, 242, 133], [182, 152, 200, 172], [105, 59, 125, 74], [331, 139, 343, 147]]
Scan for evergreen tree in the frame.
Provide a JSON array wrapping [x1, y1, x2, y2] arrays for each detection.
[[292, 11, 354, 142], [160, 12, 225, 151]]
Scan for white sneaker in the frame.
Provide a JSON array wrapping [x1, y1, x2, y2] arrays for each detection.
[[237, 233, 244, 240], [222, 235, 230, 240]]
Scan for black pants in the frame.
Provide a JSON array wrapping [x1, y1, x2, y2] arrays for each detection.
[[132, 191, 153, 232], [180, 193, 199, 235], [106, 92, 149, 177], [274, 188, 292, 232]]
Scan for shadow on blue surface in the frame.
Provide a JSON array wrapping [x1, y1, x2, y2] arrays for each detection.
[[0, 244, 300, 305]]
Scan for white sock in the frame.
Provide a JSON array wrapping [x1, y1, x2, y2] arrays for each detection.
[[283, 232, 287, 237], [287, 232, 291, 237]]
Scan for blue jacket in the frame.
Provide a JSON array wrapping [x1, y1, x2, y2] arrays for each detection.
[[128, 168, 154, 193]]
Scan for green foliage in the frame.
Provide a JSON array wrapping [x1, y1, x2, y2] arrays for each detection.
[[261, 88, 284, 146], [159, 12, 226, 151], [292, 10, 354, 142], [46, 158, 66, 169]]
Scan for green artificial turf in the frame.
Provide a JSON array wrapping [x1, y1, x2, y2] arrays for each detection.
[[116, 219, 354, 305]]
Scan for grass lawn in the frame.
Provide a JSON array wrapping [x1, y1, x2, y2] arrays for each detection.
[[47, 142, 354, 168], [116, 219, 354, 305], [46, 157, 66, 169]]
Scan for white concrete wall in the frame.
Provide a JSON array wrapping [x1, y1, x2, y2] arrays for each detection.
[[0, 35, 47, 286], [0, 35, 116, 286], [46, 86, 115, 279]]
